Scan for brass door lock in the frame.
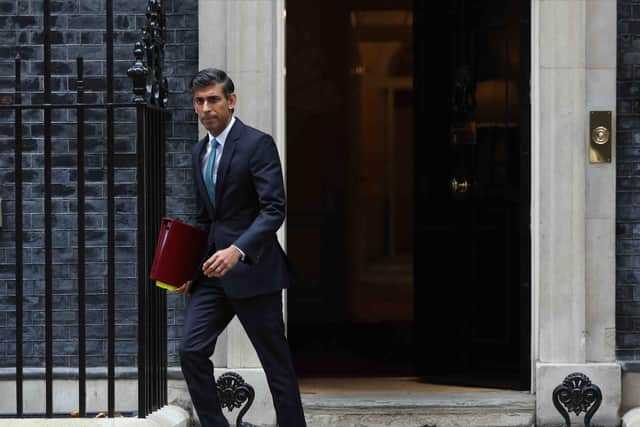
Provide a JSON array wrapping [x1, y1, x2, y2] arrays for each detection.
[[589, 111, 612, 163], [450, 177, 470, 194]]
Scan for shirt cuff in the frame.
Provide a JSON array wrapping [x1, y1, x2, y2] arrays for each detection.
[[231, 244, 246, 262]]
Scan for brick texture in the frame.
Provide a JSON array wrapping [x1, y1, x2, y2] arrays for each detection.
[[618, 0, 640, 359], [0, 0, 198, 368]]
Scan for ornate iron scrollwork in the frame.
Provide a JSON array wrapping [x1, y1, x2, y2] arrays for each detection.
[[216, 372, 256, 427], [127, 42, 148, 104], [127, 0, 168, 107], [552, 372, 602, 427]]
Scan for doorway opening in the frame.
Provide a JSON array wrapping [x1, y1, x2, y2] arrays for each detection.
[[286, 0, 530, 390], [286, 0, 415, 377]]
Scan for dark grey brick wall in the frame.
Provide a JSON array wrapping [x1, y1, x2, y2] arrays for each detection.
[[618, 0, 640, 359], [0, 0, 198, 368]]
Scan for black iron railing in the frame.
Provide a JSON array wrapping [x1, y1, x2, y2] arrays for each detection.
[[2, 0, 170, 419], [135, 103, 169, 418], [130, 0, 170, 415]]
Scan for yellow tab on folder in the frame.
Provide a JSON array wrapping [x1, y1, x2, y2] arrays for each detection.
[[155, 281, 178, 291]]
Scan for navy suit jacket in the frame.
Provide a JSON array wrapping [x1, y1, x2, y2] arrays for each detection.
[[190, 118, 290, 299]]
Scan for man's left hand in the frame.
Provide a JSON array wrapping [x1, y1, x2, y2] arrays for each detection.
[[203, 246, 242, 278]]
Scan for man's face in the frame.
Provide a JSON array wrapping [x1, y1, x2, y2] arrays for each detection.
[[192, 83, 236, 136]]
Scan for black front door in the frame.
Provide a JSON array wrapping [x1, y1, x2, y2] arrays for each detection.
[[414, 0, 531, 390]]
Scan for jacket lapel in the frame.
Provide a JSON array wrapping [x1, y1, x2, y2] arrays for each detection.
[[214, 118, 242, 210], [193, 135, 216, 218]]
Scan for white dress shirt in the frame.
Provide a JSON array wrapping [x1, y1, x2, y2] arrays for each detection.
[[201, 116, 245, 261], [201, 115, 236, 178]]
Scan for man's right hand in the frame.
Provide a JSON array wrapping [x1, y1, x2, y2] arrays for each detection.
[[176, 280, 192, 295]]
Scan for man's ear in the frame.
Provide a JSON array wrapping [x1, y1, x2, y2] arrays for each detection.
[[228, 93, 237, 110]]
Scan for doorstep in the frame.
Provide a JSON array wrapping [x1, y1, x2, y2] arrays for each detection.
[[301, 389, 535, 427]]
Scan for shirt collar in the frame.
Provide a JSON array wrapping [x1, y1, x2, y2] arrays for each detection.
[[207, 115, 236, 147]]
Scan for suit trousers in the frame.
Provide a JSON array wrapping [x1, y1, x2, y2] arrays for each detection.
[[179, 278, 307, 427]]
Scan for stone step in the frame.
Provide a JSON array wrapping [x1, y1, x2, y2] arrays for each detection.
[[301, 391, 535, 427]]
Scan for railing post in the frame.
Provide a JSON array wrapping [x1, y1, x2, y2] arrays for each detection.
[[43, 0, 53, 416], [14, 52, 23, 419], [75, 56, 87, 418], [106, 0, 116, 416], [128, 0, 169, 415], [128, 35, 149, 417]]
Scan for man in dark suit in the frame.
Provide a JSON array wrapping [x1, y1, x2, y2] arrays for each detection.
[[176, 68, 307, 427]]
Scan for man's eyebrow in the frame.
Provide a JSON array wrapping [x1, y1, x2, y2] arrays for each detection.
[[195, 95, 221, 100]]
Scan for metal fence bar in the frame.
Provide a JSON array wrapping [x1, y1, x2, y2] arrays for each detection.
[[43, 0, 53, 416], [107, 108, 115, 417], [161, 110, 167, 407], [14, 53, 23, 418], [136, 104, 148, 418], [44, 114, 53, 416], [106, 0, 116, 417], [75, 57, 87, 417], [160, 110, 167, 409], [149, 109, 156, 412], [147, 107, 155, 413], [155, 110, 160, 408], [144, 105, 150, 415], [156, 110, 162, 411], [152, 109, 160, 411]]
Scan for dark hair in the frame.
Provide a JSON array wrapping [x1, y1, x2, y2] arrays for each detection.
[[190, 68, 235, 99]]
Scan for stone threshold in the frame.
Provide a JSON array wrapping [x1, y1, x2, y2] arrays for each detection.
[[301, 390, 536, 427]]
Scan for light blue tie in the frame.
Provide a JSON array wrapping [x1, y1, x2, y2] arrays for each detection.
[[203, 138, 219, 205]]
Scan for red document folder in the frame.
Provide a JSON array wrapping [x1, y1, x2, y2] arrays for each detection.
[[149, 217, 208, 291]]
